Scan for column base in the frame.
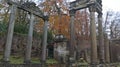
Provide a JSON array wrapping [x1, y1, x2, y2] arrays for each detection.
[[105, 64, 110, 67], [99, 64, 106, 67], [99, 59, 105, 64], [0, 60, 10, 67], [91, 62, 99, 67], [69, 57, 75, 67], [41, 60, 47, 67], [1, 59, 10, 64], [24, 60, 31, 64]]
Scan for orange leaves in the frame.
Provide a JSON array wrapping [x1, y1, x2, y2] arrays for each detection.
[[75, 9, 90, 40], [35, 10, 90, 40], [35, 14, 70, 39], [35, 0, 90, 41], [57, 0, 63, 3], [59, 15, 70, 39], [35, 0, 70, 39], [49, 14, 70, 39], [42, 0, 52, 12], [34, 18, 44, 33]]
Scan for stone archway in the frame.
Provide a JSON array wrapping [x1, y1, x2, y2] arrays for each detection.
[[2, 1, 49, 65], [69, 0, 105, 66]]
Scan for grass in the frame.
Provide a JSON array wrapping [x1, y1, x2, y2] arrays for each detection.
[[0, 55, 40, 64], [10, 56, 24, 64], [0, 55, 58, 64], [46, 59, 58, 64], [1, 55, 120, 67]]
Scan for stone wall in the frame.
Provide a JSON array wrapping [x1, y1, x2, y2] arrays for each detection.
[[0, 33, 41, 57]]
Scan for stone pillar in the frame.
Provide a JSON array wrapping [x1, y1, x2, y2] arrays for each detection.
[[41, 15, 49, 67], [104, 34, 110, 63], [24, 13, 34, 63], [98, 14, 105, 64], [69, 9, 76, 67], [89, 6, 98, 66], [3, 4, 17, 62], [84, 49, 88, 62], [69, 9, 76, 59]]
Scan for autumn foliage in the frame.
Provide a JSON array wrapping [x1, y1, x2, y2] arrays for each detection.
[[75, 10, 90, 40], [35, 0, 90, 41]]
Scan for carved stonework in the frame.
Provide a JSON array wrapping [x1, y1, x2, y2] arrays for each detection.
[[21, 2, 36, 9], [89, 5, 96, 12], [76, 0, 90, 5], [43, 15, 49, 21], [97, 0, 102, 6], [98, 13, 102, 18], [69, 10, 76, 17], [21, 2, 42, 13], [7, 1, 44, 19]]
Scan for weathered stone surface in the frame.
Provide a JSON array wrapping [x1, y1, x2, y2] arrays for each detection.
[[0, 33, 41, 56]]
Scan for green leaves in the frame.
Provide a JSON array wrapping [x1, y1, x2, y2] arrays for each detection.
[[47, 30, 54, 43], [14, 22, 28, 34], [0, 22, 7, 35]]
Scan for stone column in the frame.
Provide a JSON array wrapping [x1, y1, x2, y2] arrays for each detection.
[[69, 9, 76, 67], [41, 15, 49, 67], [84, 49, 88, 62], [24, 13, 34, 63], [104, 34, 110, 63], [69, 9, 76, 59], [3, 4, 17, 62], [89, 6, 98, 66], [98, 14, 105, 64]]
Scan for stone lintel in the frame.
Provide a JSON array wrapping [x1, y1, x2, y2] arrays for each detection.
[[7, 0, 44, 19]]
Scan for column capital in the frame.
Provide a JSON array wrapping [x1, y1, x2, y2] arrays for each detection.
[[69, 9, 76, 16], [98, 13, 103, 18], [43, 15, 49, 21], [89, 5, 96, 12]]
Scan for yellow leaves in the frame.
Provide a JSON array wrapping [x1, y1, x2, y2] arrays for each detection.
[[36, 0, 90, 40], [34, 18, 44, 33], [49, 14, 70, 39], [42, 1, 51, 12], [59, 15, 70, 39], [35, 10, 90, 41], [35, 14, 70, 39], [57, 0, 63, 3]]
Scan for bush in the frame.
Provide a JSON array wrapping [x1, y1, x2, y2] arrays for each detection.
[[0, 22, 7, 35], [14, 23, 29, 34]]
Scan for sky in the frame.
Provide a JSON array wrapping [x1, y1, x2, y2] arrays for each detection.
[[103, 0, 120, 12], [69, 0, 120, 13], [34, 0, 120, 13]]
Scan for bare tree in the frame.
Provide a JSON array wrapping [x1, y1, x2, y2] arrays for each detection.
[[105, 11, 120, 39]]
